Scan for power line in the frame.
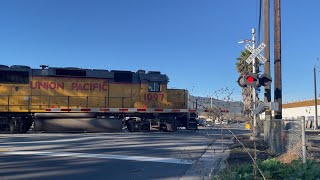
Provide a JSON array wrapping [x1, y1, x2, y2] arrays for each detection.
[[257, 0, 262, 45]]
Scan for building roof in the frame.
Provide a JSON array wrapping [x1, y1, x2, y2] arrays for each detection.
[[283, 100, 320, 108]]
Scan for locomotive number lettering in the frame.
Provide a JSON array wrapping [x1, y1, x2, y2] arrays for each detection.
[[143, 93, 164, 101]]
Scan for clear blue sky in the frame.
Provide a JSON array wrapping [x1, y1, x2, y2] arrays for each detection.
[[0, 0, 318, 102]]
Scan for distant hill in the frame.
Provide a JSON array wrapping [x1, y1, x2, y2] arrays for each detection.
[[188, 95, 243, 114]]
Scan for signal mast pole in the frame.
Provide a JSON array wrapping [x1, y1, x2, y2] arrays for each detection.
[[252, 28, 257, 137]]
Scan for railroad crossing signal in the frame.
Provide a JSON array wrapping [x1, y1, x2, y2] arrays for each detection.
[[237, 73, 272, 89], [245, 43, 267, 64]]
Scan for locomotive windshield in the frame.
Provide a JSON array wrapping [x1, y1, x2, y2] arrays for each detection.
[[148, 82, 161, 92]]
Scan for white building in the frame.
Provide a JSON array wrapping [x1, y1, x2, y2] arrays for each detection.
[[282, 100, 319, 120]]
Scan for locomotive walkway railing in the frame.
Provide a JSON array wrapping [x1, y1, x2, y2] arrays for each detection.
[[0, 95, 133, 112], [0, 95, 196, 113]]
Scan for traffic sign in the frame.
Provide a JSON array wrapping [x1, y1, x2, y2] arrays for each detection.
[[245, 43, 267, 64]]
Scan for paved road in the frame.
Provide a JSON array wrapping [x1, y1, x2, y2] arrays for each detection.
[[0, 124, 249, 180]]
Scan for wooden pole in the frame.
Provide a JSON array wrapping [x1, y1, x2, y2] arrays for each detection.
[[263, 0, 272, 146], [274, 0, 283, 154]]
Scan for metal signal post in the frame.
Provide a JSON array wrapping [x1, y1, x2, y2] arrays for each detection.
[[251, 29, 258, 137]]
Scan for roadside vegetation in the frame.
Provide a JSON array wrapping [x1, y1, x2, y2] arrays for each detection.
[[214, 158, 320, 180], [212, 133, 320, 180]]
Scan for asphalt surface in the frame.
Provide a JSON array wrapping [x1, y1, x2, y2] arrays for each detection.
[[0, 124, 249, 180]]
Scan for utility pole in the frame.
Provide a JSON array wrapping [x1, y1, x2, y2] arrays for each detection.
[[274, 0, 283, 153], [263, 0, 272, 145], [274, 0, 282, 120], [252, 28, 257, 138], [314, 65, 318, 129]]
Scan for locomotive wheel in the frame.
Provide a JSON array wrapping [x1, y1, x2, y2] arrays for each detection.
[[9, 121, 14, 133], [8, 117, 32, 133], [141, 123, 150, 131], [162, 123, 177, 132], [126, 120, 134, 132], [126, 120, 143, 132], [159, 123, 167, 131], [20, 120, 32, 133]]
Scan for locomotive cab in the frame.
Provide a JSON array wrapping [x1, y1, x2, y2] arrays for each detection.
[[0, 66, 33, 132]]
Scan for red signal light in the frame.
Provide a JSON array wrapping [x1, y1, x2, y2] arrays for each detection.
[[247, 76, 255, 83], [244, 73, 258, 88]]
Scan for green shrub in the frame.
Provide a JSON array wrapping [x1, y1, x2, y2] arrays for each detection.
[[214, 159, 320, 180]]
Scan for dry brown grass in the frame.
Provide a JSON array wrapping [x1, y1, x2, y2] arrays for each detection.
[[277, 150, 300, 164]]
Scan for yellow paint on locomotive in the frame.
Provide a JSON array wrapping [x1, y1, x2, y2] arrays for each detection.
[[136, 84, 187, 109], [0, 76, 188, 112], [167, 89, 188, 109], [0, 83, 31, 112], [108, 83, 140, 108], [30, 76, 108, 109]]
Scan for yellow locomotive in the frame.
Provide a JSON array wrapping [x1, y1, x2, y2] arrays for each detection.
[[0, 65, 198, 133]]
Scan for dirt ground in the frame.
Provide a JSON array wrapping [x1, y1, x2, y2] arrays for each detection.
[[225, 134, 303, 169], [225, 135, 272, 168]]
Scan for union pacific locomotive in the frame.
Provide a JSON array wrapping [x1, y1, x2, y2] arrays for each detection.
[[0, 65, 199, 133]]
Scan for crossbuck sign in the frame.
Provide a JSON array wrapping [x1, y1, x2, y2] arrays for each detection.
[[245, 43, 267, 64]]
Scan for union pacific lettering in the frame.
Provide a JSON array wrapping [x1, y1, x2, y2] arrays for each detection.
[[30, 81, 108, 91], [31, 81, 64, 90], [71, 83, 107, 91]]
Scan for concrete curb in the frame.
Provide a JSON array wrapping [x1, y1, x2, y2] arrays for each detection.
[[179, 139, 233, 180]]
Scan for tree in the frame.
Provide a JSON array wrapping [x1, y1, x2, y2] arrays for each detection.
[[236, 50, 253, 123]]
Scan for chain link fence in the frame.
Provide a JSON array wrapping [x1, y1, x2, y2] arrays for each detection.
[[280, 116, 320, 161]]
